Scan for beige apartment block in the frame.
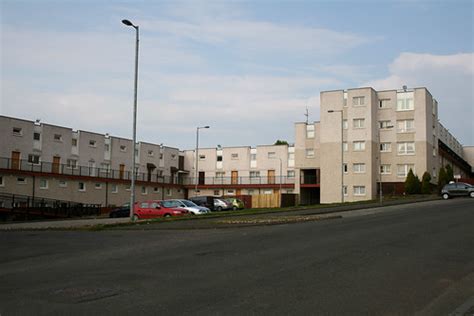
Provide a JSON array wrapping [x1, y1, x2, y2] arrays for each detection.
[[182, 144, 295, 197]]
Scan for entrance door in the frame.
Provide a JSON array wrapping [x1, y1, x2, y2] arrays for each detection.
[[11, 151, 20, 170], [198, 171, 205, 185], [231, 171, 238, 185], [119, 164, 125, 179], [268, 170, 275, 184], [52, 156, 61, 173]]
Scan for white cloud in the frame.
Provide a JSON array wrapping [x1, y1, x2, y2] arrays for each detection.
[[365, 52, 474, 145]]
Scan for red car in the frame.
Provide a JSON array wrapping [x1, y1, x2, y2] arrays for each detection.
[[133, 200, 188, 220]]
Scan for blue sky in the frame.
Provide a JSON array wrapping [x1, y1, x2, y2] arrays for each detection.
[[1, 0, 473, 149]]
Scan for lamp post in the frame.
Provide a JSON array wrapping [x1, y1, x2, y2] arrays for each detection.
[[328, 110, 344, 203], [195, 126, 210, 196], [378, 124, 393, 204], [122, 19, 139, 220]]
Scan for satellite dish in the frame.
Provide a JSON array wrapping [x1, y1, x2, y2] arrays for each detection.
[[403, 85, 407, 91]]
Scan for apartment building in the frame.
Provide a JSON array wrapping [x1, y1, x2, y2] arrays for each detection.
[[182, 144, 296, 197], [0, 116, 186, 207], [293, 87, 471, 204]]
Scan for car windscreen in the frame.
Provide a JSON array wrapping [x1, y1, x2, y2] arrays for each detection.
[[181, 200, 197, 207], [161, 200, 179, 208]]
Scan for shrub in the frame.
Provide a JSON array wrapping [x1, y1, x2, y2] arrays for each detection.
[[405, 169, 421, 194], [445, 164, 454, 182], [421, 171, 432, 194], [438, 167, 448, 192]]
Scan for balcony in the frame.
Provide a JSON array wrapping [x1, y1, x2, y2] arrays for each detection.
[[183, 176, 295, 188], [0, 157, 181, 185]]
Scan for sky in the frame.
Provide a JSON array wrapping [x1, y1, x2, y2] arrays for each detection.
[[1, 0, 473, 150]]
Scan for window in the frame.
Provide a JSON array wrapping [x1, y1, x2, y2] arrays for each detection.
[[104, 144, 110, 151], [380, 164, 391, 174], [120, 145, 127, 152], [72, 138, 78, 147], [397, 164, 415, 177], [288, 152, 295, 160], [216, 171, 225, 178], [100, 163, 110, 173], [226, 189, 235, 195], [353, 141, 365, 151], [343, 92, 348, 106], [171, 154, 177, 160], [306, 124, 315, 138], [39, 179, 48, 189], [59, 180, 67, 188], [217, 155, 223, 162], [353, 118, 365, 129], [95, 183, 102, 189], [353, 96, 365, 106], [199, 154, 206, 160], [287, 170, 295, 178], [380, 143, 391, 152], [354, 186, 366, 196], [17, 177, 27, 184], [305, 149, 315, 158], [125, 185, 131, 191], [166, 188, 172, 196], [28, 154, 40, 165], [159, 153, 163, 159], [343, 142, 348, 152], [397, 120, 415, 133], [78, 182, 86, 191], [231, 153, 239, 160], [153, 187, 159, 193], [67, 159, 77, 169], [141, 186, 147, 195], [0, 176, 4, 187], [247, 189, 255, 195], [379, 99, 390, 109], [398, 142, 415, 155], [397, 92, 414, 111], [343, 163, 348, 173], [12, 127, 23, 136], [89, 140, 97, 147], [342, 120, 348, 129], [343, 186, 348, 196], [268, 152, 276, 159], [379, 120, 392, 129], [54, 134, 62, 141], [353, 163, 366, 173], [148, 150, 154, 157], [250, 154, 257, 160], [213, 190, 220, 196], [263, 189, 273, 195], [33, 132, 41, 141], [250, 171, 260, 178]]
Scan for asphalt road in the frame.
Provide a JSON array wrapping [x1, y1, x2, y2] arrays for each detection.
[[1, 198, 473, 315]]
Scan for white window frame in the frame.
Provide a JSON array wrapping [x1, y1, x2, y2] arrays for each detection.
[[111, 184, 118, 193], [380, 164, 391, 174], [342, 120, 348, 130], [343, 163, 348, 174], [0, 175, 4, 187], [305, 149, 315, 158], [95, 183, 102, 189], [379, 99, 390, 109], [67, 159, 78, 169], [287, 170, 295, 178], [199, 154, 206, 160], [12, 127, 23, 136], [343, 185, 348, 196], [380, 143, 391, 152], [343, 142, 348, 152], [153, 187, 159, 193], [396, 92, 414, 111], [78, 182, 86, 192], [306, 124, 315, 138], [231, 153, 239, 160], [397, 120, 415, 133], [148, 150, 154, 157], [141, 186, 147, 195], [89, 140, 97, 147], [120, 145, 127, 152], [397, 142, 415, 155], [249, 171, 260, 178], [267, 152, 276, 159], [17, 177, 27, 185], [397, 164, 415, 178], [353, 186, 366, 196], [39, 179, 48, 190], [353, 141, 366, 151], [379, 120, 392, 129], [28, 154, 41, 165], [166, 188, 172, 196], [353, 96, 365, 106], [353, 118, 365, 129], [59, 180, 67, 188], [353, 163, 366, 173], [33, 132, 41, 141], [54, 134, 63, 142]]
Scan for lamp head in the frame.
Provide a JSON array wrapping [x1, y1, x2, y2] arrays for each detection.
[[122, 19, 134, 27]]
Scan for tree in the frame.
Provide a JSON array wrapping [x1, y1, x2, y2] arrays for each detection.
[[438, 167, 448, 192], [421, 171, 432, 194], [274, 140, 289, 145], [445, 164, 454, 182], [405, 169, 421, 194]]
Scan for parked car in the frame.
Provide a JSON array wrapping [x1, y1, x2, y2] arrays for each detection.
[[214, 198, 233, 211], [441, 182, 474, 199], [161, 199, 210, 215], [133, 200, 188, 220], [109, 203, 130, 218], [224, 198, 245, 210], [189, 196, 232, 211]]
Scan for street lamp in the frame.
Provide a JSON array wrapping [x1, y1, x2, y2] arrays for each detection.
[[122, 19, 139, 221], [378, 124, 393, 204], [328, 110, 344, 203], [195, 126, 210, 196]]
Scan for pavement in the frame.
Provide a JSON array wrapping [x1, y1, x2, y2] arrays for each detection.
[[0, 195, 438, 230]]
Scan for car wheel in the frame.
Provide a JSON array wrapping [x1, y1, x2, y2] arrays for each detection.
[[216, 206, 222, 211], [470, 192, 474, 198], [442, 193, 449, 200], [164, 213, 172, 218], [132, 214, 139, 221], [232, 206, 237, 211]]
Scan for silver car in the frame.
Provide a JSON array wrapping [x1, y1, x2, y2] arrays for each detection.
[[162, 199, 210, 215]]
